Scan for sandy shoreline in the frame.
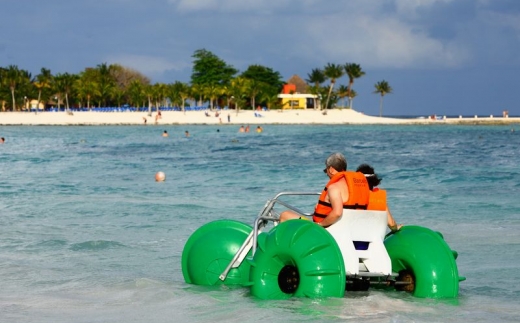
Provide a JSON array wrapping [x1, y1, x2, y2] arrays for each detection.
[[1, 109, 519, 126]]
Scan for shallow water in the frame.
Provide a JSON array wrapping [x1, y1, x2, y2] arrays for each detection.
[[1, 124, 519, 322]]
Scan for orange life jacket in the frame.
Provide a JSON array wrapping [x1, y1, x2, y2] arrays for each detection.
[[367, 187, 388, 211], [313, 171, 370, 223]]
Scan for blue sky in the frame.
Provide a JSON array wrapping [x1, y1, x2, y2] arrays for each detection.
[[1, 0, 519, 116]]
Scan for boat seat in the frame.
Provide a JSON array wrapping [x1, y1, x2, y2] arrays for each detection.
[[326, 209, 392, 276]]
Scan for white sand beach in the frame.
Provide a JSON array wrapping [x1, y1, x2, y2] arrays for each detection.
[[1, 109, 518, 126]]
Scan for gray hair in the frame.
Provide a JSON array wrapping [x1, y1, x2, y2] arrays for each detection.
[[325, 152, 347, 172]]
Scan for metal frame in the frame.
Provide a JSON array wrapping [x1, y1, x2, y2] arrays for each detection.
[[218, 191, 401, 285], [219, 192, 318, 281]]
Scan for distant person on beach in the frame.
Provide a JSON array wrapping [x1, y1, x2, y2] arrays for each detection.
[[227, 114, 231, 122], [162, 130, 169, 137], [356, 163, 402, 232], [279, 153, 370, 228], [142, 117, 147, 125]]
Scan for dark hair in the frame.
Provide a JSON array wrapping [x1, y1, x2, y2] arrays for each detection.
[[356, 163, 382, 190]]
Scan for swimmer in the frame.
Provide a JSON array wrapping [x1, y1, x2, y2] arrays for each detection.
[[0, 137, 4, 144], [155, 171, 166, 182], [162, 130, 169, 137], [185, 130, 190, 137]]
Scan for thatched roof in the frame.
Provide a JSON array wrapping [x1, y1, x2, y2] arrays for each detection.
[[286, 74, 309, 93]]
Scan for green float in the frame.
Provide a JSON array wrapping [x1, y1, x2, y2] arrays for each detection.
[[384, 225, 465, 298], [181, 220, 252, 286], [249, 220, 345, 299]]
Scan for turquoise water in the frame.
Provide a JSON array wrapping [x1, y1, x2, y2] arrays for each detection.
[[1, 124, 519, 322]]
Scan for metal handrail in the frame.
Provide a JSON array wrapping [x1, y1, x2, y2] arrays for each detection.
[[219, 192, 320, 281]]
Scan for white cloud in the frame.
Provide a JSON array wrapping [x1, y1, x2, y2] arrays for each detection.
[[305, 14, 469, 68]]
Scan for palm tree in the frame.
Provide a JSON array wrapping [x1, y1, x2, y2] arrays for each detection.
[[127, 80, 145, 110], [152, 83, 167, 109], [218, 83, 233, 111], [5, 65, 22, 111], [306, 68, 326, 109], [230, 77, 248, 116], [348, 89, 357, 109], [323, 63, 344, 110], [95, 63, 116, 107], [344, 63, 365, 109], [76, 69, 99, 110], [111, 87, 125, 108], [374, 80, 393, 117], [203, 83, 221, 110], [259, 91, 280, 110], [190, 83, 204, 107], [144, 84, 154, 116], [166, 83, 180, 109], [33, 68, 53, 114], [306, 68, 326, 88], [54, 73, 78, 112], [174, 82, 191, 114], [337, 84, 349, 108], [245, 79, 264, 110]]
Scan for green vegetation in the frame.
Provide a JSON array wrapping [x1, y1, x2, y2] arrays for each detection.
[[0, 49, 392, 114], [374, 80, 393, 117]]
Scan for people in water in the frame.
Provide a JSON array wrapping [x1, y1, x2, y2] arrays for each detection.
[[162, 130, 169, 137], [0, 137, 5, 144], [280, 152, 366, 228], [356, 163, 402, 232], [239, 126, 245, 133], [256, 126, 263, 133], [185, 130, 190, 137]]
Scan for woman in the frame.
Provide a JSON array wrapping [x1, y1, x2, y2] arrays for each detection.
[[356, 164, 402, 232]]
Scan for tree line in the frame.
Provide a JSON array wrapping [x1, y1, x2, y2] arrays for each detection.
[[0, 48, 393, 116]]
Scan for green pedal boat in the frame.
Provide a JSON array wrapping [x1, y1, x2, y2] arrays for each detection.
[[182, 192, 465, 299]]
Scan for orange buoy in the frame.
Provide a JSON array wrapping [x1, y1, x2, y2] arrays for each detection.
[[155, 171, 166, 182]]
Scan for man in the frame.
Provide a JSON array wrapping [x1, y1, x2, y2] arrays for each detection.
[[279, 152, 370, 227], [0, 137, 4, 144]]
